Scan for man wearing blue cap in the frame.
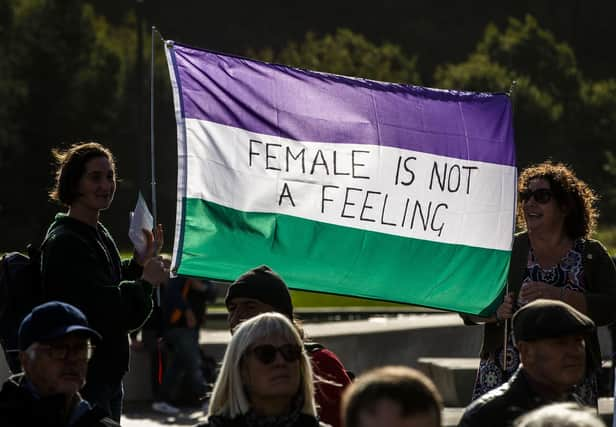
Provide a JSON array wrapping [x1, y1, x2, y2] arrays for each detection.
[[0, 301, 119, 426]]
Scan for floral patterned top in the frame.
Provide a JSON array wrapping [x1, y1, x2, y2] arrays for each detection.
[[472, 238, 597, 405]]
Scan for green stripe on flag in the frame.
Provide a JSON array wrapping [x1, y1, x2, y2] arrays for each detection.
[[177, 198, 509, 316]]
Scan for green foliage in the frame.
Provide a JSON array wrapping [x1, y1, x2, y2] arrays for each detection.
[[2, 0, 127, 154], [593, 226, 616, 257], [434, 15, 616, 223], [248, 28, 421, 85], [0, 0, 139, 246], [435, 15, 578, 131]]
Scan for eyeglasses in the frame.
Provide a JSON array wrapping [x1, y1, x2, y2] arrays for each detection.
[[248, 344, 302, 364], [36, 343, 95, 361], [519, 188, 553, 204]]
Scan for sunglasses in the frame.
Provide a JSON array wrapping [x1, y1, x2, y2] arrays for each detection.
[[519, 188, 553, 204], [36, 343, 95, 361], [249, 344, 302, 364]]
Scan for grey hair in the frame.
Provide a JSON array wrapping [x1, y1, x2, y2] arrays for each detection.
[[514, 403, 605, 427], [23, 343, 39, 361], [208, 312, 317, 418]]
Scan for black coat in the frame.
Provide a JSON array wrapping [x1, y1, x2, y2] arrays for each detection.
[[41, 214, 154, 384], [0, 375, 119, 427], [196, 413, 328, 427], [457, 367, 582, 427]]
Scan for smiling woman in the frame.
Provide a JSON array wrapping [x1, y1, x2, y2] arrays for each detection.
[[39, 142, 169, 422], [464, 161, 616, 407], [199, 312, 328, 427]]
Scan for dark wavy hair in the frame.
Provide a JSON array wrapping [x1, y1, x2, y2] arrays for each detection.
[[517, 161, 598, 239], [49, 142, 115, 206]]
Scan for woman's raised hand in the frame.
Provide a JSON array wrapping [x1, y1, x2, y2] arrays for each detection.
[[141, 255, 170, 286], [134, 224, 164, 266]]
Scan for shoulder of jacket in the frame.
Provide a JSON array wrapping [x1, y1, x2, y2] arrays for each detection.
[[583, 238, 608, 254], [464, 381, 513, 416], [308, 346, 343, 365], [304, 342, 325, 353], [45, 223, 90, 246], [513, 231, 529, 247]]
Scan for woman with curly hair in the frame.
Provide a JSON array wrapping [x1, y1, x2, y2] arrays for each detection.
[[197, 312, 328, 427], [467, 161, 616, 406]]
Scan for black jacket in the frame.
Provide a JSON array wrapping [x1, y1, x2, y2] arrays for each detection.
[[41, 214, 154, 383], [0, 375, 119, 427], [458, 367, 582, 427], [196, 413, 328, 427]]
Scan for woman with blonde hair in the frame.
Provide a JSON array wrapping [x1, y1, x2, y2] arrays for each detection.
[[198, 312, 327, 427]]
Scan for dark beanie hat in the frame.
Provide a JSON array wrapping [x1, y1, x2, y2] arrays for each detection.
[[513, 299, 595, 343], [225, 265, 293, 319]]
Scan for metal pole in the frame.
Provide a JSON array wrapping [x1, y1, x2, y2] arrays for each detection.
[[150, 25, 160, 304], [150, 25, 157, 230], [136, 0, 146, 195], [502, 282, 509, 371]]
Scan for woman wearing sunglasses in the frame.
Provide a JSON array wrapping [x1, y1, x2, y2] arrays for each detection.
[[197, 312, 328, 427], [466, 161, 616, 406]]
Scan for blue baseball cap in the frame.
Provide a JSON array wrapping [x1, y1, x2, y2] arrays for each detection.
[[18, 301, 102, 351]]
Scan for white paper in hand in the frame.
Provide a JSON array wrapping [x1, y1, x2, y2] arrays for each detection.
[[129, 192, 154, 258]]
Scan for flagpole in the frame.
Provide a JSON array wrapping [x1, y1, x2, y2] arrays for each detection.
[[150, 25, 160, 303], [502, 79, 517, 372], [150, 26, 157, 230], [507, 80, 517, 97], [502, 282, 509, 370]]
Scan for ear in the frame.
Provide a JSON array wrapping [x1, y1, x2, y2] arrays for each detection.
[[18, 351, 30, 374], [517, 341, 534, 365]]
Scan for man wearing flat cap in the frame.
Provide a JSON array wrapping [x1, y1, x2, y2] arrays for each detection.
[[0, 301, 119, 426], [225, 265, 352, 427], [458, 299, 594, 427]]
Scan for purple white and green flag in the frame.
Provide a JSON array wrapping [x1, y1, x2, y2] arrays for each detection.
[[165, 42, 516, 316]]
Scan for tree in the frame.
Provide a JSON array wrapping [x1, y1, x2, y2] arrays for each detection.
[[584, 79, 616, 217], [0, 0, 132, 246], [435, 15, 583, 163], [434, 15, 616, 222], [248, 28, 421, 85]]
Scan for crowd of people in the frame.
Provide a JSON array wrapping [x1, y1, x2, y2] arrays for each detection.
[[1, 141, 615, 427]]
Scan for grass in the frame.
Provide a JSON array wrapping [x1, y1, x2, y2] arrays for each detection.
[[288, 290, 407, 308], [593, 227, 616, 257]]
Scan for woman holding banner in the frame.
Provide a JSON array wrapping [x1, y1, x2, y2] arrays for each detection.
[[465, 161, 616, 406], [41, 142, 169, 421]]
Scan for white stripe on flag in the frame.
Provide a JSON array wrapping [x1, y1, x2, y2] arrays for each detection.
[[184, 118, 516, 251]]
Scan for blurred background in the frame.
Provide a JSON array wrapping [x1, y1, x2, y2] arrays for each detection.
[[2, 0, 616, 257]]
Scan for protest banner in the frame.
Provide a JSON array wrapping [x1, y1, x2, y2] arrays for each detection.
[[165, 42, 516, 315]]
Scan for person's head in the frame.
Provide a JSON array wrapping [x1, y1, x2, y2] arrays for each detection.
[[342, 366, 443, 427], [225, 265, 293, 332], [49, 142, 116, 210], [513, 299, 594, 396], [517, 161, 598, 239], [208, 312, 316, 419], [514, 402, 605, 427], [17, 301, 101, 397]]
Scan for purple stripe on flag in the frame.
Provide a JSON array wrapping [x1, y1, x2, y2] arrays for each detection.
[[171, 43, 515, 166]]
